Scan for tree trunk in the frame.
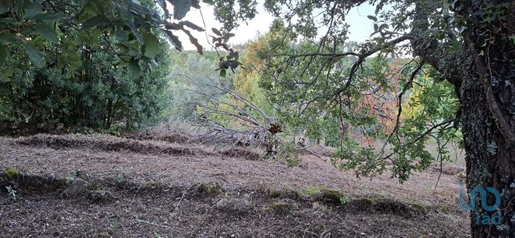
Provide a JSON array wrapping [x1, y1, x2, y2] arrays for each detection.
[[457, 1, 515, 237], [460, 56, 515, 237]]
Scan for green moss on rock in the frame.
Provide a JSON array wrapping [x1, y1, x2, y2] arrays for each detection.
[[318, 189, 345, 204], [3, 168, 19, 180], [272, 202, 292, 213]]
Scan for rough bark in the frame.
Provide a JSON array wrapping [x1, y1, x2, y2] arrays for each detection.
[[456, 0, 515, 237], [412, 0, 515, 236]]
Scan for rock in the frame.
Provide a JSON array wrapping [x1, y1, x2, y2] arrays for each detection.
[[86, 190, 115, 203], [215, 198, 253, 214], [62, 178, 87, 197], [272, 202, 292, 214]]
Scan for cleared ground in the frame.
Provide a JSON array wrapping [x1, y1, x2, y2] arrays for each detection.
[[0, 133, 470, 237]]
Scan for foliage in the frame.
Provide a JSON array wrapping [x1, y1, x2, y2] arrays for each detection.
[[210, 28, 243, 77], [6, 185, 17, 201], [166, 50, 226, 122], [227, 20, 458, 180], [226, 4, 464, 182], [0, 0, 172, 129], [232, 35, 277, 117]]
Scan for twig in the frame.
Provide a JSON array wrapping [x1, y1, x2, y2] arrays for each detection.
[[134, 215, 168, 228], [175, 184, 194, 210]]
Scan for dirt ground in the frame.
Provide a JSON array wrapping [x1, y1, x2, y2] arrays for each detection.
[[0, 132, 470, 237]]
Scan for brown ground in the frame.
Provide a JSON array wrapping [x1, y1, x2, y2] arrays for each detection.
[[0, 132, 470, 237]]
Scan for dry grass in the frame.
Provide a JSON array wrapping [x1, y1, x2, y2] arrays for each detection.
[[0, 133, 470, 237]]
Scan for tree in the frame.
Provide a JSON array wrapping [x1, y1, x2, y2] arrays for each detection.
[[0, 0, 244, 129], [208, 0, 514, 236], [219, 0, 512, 236], [0, 0, 174, 129]]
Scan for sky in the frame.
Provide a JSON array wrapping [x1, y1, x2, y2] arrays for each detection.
[[175, 2, 377, 51]]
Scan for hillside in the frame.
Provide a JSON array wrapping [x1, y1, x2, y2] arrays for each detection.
[[0, 132, 470, 237]]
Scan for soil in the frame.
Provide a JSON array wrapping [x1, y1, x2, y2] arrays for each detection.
[[0, 133, 470, 237]]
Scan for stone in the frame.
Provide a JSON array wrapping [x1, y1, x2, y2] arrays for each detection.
[[215, 198, 253, 214], [86, 190, 115, 203], [62, 178, 87, 197]]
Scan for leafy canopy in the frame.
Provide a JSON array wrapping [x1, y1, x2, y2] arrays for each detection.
[[211, 1, 464, 182]]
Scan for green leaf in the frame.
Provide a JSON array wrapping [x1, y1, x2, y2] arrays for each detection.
[[24, 0, 42, 19], [223, 33, 235, 42], [367, 15, 377, 22], [191, 0, 200, 9], [0, 33, 17, 45], [126, 20, 143, 44], [81, 1, 99, 16], [0, 1, 9, 14], [21, 26, 36, 35], [23, 43, 45, 68], [220, 69, 226, 77], [156, 0, 169, 18], [126, 0, 152, 16], [163, 30, 182, 51], [143, 32, 160, 58], [82, 16, 105, 29], [114, 27, 129, 42], [211, 28, 222, 36], [509, 35, 515, 45], [33, 12, 66, 21], [32, 22, 58, 43], [164, 22, 181, 30], [0, 17, 16, 23], [119, 55, 132, 62], [168, 0, 191, 20], [180, 20, 204, 31], [230, 51, 239, 61], [116, 43, 130, 52], [128, 59, 141, 80], [14, 0, 25, 9], [226, 60, 240, 69], [0, 46, 7, 66], [182, 28, 202, 54], [114, 4, 132, 22]]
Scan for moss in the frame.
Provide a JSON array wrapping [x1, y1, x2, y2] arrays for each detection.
[[304, 187, 320, 196], [285, 190, 300, 199], [2, 170, 67, 192], [268, 189, 282, 198], [304, 186, 350, 205], [198, 182, 223, 195], [272, 202, 291, 210], [272, 202, 291, 213], [3, 168, 19, 180], [319, 189, 345, 204], [320, 189, 343, 203], [268, 189, 299, 199]]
